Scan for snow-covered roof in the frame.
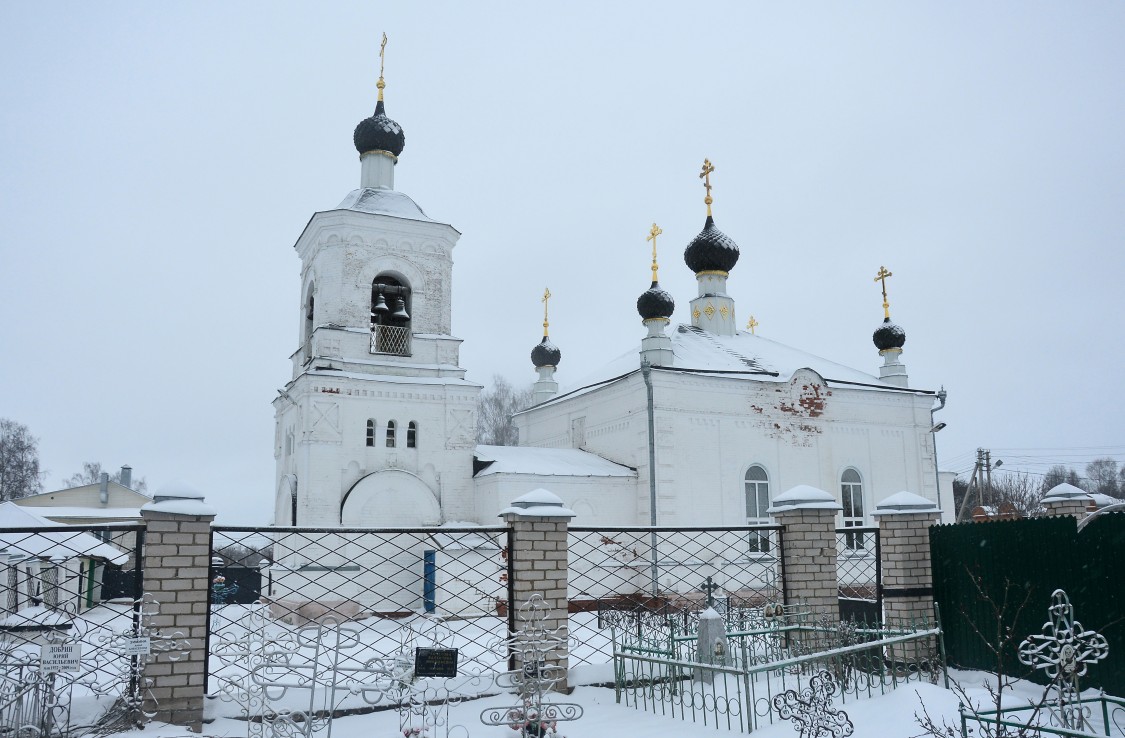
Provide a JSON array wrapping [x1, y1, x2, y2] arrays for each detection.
[[17, 506, 142, 520], [335, 188, 444, 224], [535, 324, 927, 412], [474, 446, 636, 478], [0, 503, 129, 566]]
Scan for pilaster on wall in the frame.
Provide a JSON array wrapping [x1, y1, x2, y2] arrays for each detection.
[[768, 486, 842, 615], [139, 482, 217, 731], [1041, 483, 1092, 521], [873, 491, 941, 650], [500, 489, 574, 692]]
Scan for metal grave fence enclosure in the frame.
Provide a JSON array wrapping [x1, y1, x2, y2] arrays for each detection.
[[0, 523, 150, 736], [566, 525, 784, 674], [611, 604, 945, 734], [207, 525, 513, 721]]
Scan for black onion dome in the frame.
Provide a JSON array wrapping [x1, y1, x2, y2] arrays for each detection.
[[531, 336, 561, 367], [353, 100, 406, 157], [873, 317, 907, 351], [637, 281, 675, 320], [684, 216, 740, 274]]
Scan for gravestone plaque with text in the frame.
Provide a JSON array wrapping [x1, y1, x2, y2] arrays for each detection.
[[414, 647, 458, 678]]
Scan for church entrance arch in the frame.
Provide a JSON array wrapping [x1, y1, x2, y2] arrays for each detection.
[[341, 469, 440, 526]]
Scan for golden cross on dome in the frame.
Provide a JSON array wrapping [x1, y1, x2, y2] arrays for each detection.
[[747, 315, 759, 335], [699, 159, 716, 217], [873, 266, 893, 319], [646, 223, 663, 281], [541, 288, 552, 336], [377, 33, 389, 101]]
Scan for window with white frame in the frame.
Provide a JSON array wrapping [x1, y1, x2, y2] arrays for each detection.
[[407, 421, 417, 448], [745, 465, 771, 553], [386, 420, 396, 448], [365, 419, 376, 447], [841, 468, 866, 550]]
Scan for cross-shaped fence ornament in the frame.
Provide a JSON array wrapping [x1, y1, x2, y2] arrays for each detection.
[[700, 576, 720, 609], [1017, 589, 1109, 731], [772, 670, 854, 738]]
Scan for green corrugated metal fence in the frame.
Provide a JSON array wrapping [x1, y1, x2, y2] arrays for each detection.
[[930, 512, 1125, 698]]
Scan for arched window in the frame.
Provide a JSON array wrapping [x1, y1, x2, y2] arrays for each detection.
[[386, 420, 396, 448], [744, 465, 771, 553], [407, 421, 417, 448], [841, 468, 866, 550], [370, 274, 412, 356], [366, 419, 376, 447], [303, 282, 315, 362]]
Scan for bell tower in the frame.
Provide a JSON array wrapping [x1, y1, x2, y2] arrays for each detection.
[[273, 42, 480, 528]]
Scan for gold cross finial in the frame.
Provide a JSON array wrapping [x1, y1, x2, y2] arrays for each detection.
[[699, 159, 716, 217], [746, 315, 759, 335], [377, 33, 389, 101], [646, 223, 663, 282], [874, 266, 893, 319], [541, 287, 552, 337]]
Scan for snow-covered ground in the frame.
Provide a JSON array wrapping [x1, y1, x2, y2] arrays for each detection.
[[116, 669, 1122, 738]]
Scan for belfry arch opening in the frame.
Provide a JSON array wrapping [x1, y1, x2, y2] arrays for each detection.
[[303, 282, 315, 361], [370, 274, 412, 356]]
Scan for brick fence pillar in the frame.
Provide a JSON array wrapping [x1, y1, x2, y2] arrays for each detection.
[[1041, 483, 1093, 520], [873, 491, 940, 661], [139, 481, 216, 731], [500, 489, 574, 692], [768, 485, 842, 616]]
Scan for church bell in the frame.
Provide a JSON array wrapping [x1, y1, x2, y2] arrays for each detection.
[[392, 296, 410, 320], [372, 288, 389, 314]]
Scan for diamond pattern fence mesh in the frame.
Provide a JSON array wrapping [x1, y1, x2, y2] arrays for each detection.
[[0, 523, 146, 736], [207, 525, 513, 716], [566, 526, 784, 672], [836, 527, 880, 622]]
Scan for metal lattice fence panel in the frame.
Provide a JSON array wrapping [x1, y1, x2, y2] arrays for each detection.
[[207, 525, 512, 719], [835, 527, 880, 622], [566, 526, 783, 672], [0, 523, 146, 736]]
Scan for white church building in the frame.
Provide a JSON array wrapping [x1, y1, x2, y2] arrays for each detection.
[[271, 63, 954, 542]]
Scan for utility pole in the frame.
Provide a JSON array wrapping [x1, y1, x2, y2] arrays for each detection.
[[955, 448, 1000, 523]]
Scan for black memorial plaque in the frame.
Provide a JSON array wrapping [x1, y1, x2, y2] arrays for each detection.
[[414, 647, 458, 678]]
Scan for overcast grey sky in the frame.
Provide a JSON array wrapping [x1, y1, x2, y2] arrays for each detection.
[[2, 3, 1123, 524]]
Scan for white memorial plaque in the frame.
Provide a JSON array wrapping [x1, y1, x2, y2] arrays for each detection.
[[40, 642, 82, 673], [122, 636, 151, 656]]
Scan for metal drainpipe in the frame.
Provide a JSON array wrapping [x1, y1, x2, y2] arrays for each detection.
[[931, 387, 948, 513], [641, 360, 659, 596]]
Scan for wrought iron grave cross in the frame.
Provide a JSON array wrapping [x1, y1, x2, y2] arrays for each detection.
[[1018, 589, 1109, 730], [700, 576, 720, 608]]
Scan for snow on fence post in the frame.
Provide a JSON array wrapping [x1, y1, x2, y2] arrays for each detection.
[[767, 486, 842, 615], [873, 491, 940, 660], [499, 489, 575, 691], [139, 481, 217, 731], [1040, 483, 1093, 521]]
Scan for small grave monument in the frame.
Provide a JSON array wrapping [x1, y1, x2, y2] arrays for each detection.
[[694, 576, 732, 683]]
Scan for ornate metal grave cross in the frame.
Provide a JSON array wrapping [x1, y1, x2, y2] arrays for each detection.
[[772, 670, 854, 738], [700, 576, 720, 609], [481, 593, 582, 737], [1018, 589, 1109, 731]]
